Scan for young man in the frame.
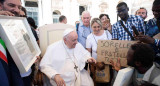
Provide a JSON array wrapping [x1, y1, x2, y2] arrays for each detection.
[[135, 0, 160, 64], [111, 43, 160, 86], [145, 0, 160, 37], [112, 2, 145, 40]]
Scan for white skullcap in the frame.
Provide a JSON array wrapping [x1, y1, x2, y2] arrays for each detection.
[[63, 28, 74, 37]]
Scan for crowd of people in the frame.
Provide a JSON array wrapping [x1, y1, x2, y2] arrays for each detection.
[[0, 0, 160, 86]]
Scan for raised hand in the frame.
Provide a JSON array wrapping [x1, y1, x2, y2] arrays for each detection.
[[87, 57, 96, 64], [0, 11, 14, 16], [110, 58, 121, 71]]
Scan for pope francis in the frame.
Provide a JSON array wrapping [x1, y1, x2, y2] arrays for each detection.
[[40, 28, 96, 86]]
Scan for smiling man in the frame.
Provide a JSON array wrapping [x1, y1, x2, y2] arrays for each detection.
[[77, 11, 92, 48], [145, 0, 160, 37], [40, 28, 96, 86], [112, 2, 145, 41], [0, 0, 22, 16]]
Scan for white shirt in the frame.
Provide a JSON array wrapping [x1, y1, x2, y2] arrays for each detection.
[[86, 30, 112, 60]]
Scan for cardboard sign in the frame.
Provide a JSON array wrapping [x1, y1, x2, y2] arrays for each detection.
[[153, 33, 160, 39], [97, 40, 137, 67]]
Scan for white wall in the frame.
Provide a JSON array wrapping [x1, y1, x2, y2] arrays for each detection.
[[37, 0, 154, 26]]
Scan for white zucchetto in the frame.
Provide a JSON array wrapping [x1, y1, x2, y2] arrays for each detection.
[[63, 28, 74, 37]]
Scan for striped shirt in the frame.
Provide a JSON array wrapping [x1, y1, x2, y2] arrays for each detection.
[[145, 18, 160, 37], [112, 15, 145, 40]]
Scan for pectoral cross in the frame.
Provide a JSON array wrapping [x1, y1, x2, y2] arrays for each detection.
[[74, 65, 78, 72]]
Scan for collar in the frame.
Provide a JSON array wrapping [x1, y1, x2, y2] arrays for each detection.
[[62, 40, 74, 52], [79, 22, 90, 28], [142, 63, 155, 81]]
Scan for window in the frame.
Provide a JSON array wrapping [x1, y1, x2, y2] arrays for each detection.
[[25, 7, 38, 26]]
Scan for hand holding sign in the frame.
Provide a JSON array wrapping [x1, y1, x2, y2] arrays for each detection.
[[97, 40, 137, 67], [110, 58, 121, 71]]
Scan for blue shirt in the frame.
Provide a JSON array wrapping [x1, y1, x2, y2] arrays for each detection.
[[112, 15, 145, 40], [77, 22, 92, 48], [145, 18, 160, 37]]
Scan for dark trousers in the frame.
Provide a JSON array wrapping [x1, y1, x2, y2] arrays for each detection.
[[84, 63, 88, 70], [22, 74, 32, 86]]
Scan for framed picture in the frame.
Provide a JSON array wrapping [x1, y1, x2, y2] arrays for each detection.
[[39, 23, 75, 56], [0, 16, 41, 73]]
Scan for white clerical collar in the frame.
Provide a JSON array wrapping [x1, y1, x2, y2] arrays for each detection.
[[142, 63, 155, 81], [62, 40, 74, 53]]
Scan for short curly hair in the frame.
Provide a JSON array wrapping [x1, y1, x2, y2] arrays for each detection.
[[153, 0, 160, 6], [0, 0, 5, 4], [117, 2, 128, 8], [130, 43, 155, 68]]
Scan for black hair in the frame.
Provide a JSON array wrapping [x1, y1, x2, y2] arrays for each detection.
[[117, 2, 128, 8], [131, 43, 155, 68], [21, 7, 27, 16], [153, 0, 160, 6], [99, 14, 110, 21], [27, 17, 37, 29], [0, 0, 5, 4], [59, 15, 66, 22]]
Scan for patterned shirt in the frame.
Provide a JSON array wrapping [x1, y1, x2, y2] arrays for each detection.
[[77, 22, 92, 48], [112, 15, 145, 40], [145, 18, 160, 37]]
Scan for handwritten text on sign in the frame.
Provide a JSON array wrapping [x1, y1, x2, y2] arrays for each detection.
[[97, 40, 137, 66]]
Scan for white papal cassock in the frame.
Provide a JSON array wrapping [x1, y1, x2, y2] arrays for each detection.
[[40, 40, 94, 86]]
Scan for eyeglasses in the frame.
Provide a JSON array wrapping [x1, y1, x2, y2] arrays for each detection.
[[117, 8, 126, 14]]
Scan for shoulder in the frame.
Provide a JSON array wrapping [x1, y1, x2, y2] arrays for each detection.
[[79, 22, 84, 27], [87, 33, 93, 39], [76, 42, 85, 49], [112, 21, 121, 27], [147, 18, 156, 24], [47, 40, 62, 49], [130, 15, 143, 21]]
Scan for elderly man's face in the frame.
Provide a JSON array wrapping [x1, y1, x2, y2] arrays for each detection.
[[81, 13, 91, 27], [152, 5, 160, 19], [117, 5, 129, 20], [64, 31, 78, 49], [0, 0, 22, 16], [136, 9, 147, 20]]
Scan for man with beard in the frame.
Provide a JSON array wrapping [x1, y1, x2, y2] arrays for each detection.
[[0, 0, 38, 86], [0, 0, 24, 86], [135, 7, 148, 24], [135, 0, 160, 64], [0, 0, 21, 16], [112, 2, 145, 40], [111, 43, 160, 86]]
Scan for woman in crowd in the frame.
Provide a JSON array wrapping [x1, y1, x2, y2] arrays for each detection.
[[99, 14, 112, 34], [86, 18, 112, 86]]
